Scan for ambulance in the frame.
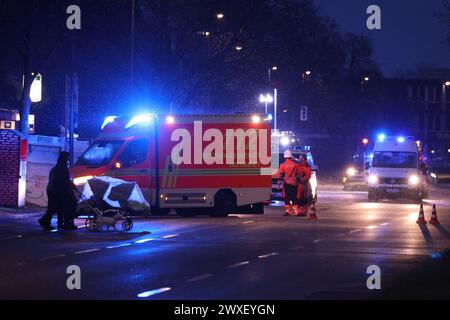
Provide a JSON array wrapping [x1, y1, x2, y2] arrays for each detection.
[[70, 114, 272, 217], [367, 135, 429, 202]]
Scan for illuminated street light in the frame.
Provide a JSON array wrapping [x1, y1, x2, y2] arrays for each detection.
[[259, 93, 273, 114], [362, 138, 369, 145], [445, 81, 450, 87], [235, 45, 243, 51], [216, 13, 224, 19]]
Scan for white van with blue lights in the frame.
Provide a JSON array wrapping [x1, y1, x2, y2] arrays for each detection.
[[367, 135, 429, 202]]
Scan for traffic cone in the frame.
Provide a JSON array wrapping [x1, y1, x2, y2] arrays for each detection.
[[416, 203, 426, 224], [307, 203, 318, 220], [429, 204, 440, 225]]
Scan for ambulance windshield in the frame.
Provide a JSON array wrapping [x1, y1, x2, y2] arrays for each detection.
[[76, 140, 124, 167], [372, 151, 417, 169]]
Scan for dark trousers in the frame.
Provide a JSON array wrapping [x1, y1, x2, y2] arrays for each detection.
[[40, 190, 64, 227], [284, 184, 298, 205], [40, 190, 77, 226]]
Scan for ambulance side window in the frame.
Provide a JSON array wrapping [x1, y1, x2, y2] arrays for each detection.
[[117, 139, 148, 168]]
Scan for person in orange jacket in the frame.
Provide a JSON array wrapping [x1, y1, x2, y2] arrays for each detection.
[[297, 154, 312, 216], [276, 149, 301, 216]]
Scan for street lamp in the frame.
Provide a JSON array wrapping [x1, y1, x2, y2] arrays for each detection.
[[235, 45, 243, 51], [302, 70, 312, 82], [259, 93, 273, 114], [361, 76, 370, 91], [216, 12, 224, 20]]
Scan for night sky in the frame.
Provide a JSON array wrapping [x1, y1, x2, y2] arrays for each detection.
[[315, 0, 450, 77]]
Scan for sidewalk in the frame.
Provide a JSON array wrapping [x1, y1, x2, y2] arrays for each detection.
[[0, 204, 44, 220]]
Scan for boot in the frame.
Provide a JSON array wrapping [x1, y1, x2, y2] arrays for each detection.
[[38, 218, 55, 230], [283, 205, 292, 216]]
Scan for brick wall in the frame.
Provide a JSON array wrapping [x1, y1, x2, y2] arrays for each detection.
[[0, 130, 20, 207]]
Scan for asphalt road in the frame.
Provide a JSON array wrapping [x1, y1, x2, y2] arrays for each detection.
[[1, 184, 449, 300]]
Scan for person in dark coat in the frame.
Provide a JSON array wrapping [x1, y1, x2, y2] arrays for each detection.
[[38, 151, 78, 230]]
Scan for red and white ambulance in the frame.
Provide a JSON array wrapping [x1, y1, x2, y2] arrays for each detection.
[[70, 114, 272, 217]]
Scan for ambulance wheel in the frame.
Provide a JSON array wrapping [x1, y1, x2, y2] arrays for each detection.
[[212, 190, 236, 217]]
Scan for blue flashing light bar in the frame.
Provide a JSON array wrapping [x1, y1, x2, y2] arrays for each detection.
[[125, 114, 156, 130]]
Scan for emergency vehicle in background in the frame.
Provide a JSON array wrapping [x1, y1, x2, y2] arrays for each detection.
[[367, 135, 429, 202], [70, 114, 272, 217], [271, 146, 318, 202]]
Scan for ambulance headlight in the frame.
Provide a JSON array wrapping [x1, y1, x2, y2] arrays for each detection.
[[346, 167, 356, 176], [408, 175, 420, 185], [368, 174, 378, 185], [73, 175, 94, 186], [280, 136, 290, 147]]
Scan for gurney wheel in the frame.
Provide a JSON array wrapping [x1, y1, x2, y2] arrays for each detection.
[[122, 219, 133, 232]]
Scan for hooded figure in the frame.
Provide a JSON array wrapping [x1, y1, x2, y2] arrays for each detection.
[[38, 151, 78, 230]]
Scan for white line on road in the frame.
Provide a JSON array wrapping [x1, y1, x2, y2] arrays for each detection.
[[242, 220, 255, 224], [290, 245, 304, 250], [0, 235, 22, 241], [187, 273, 213, 282], [74, 248, 101, 254], [337, 233, 346, 237], [380, 222, 390, 226], [135, 238, 154, 244], [312, 239, 324, 243], [106, 243, 131, 249], [366, 225, 378, 229], [40, 254, 67, 261], [227, 261, 250, 268], [162, 234, 178, 239], [13, 262, 27, 267], [258, 252, 279, 259], [137, 287, 172, 298], [349, 229, 361, 233]]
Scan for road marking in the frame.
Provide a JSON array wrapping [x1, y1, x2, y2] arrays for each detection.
[[242, 220, 255, 224], [290, 245, 304, 250], [187, 273, 213, 282], [366, 225, 378, 229], [337, 233, 345, 237], [162, 234, 178, 239], [312, 239, 324, 243], [0, 235, 22, 241], [74, 248, 100, 254], [13, 262, 27, 267], [349, 229, 361, 233], [135, 238, 154, 244], [380, 222, 389, 226], [258, 252, 279, 259], [106, 243, 131, 249], [227, 261, 250, 268], [137, 287, 172, 298], [40, 254, 67, 261]]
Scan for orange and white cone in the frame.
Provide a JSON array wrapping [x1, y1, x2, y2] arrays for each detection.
[[307, 203, 318, 220], [429, 204, 440, 225], [416, 203, 426, 224]]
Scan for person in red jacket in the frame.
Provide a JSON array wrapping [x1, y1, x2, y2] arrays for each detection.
[[297, 154, 312, 216], [276, 150, 301, 216]]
